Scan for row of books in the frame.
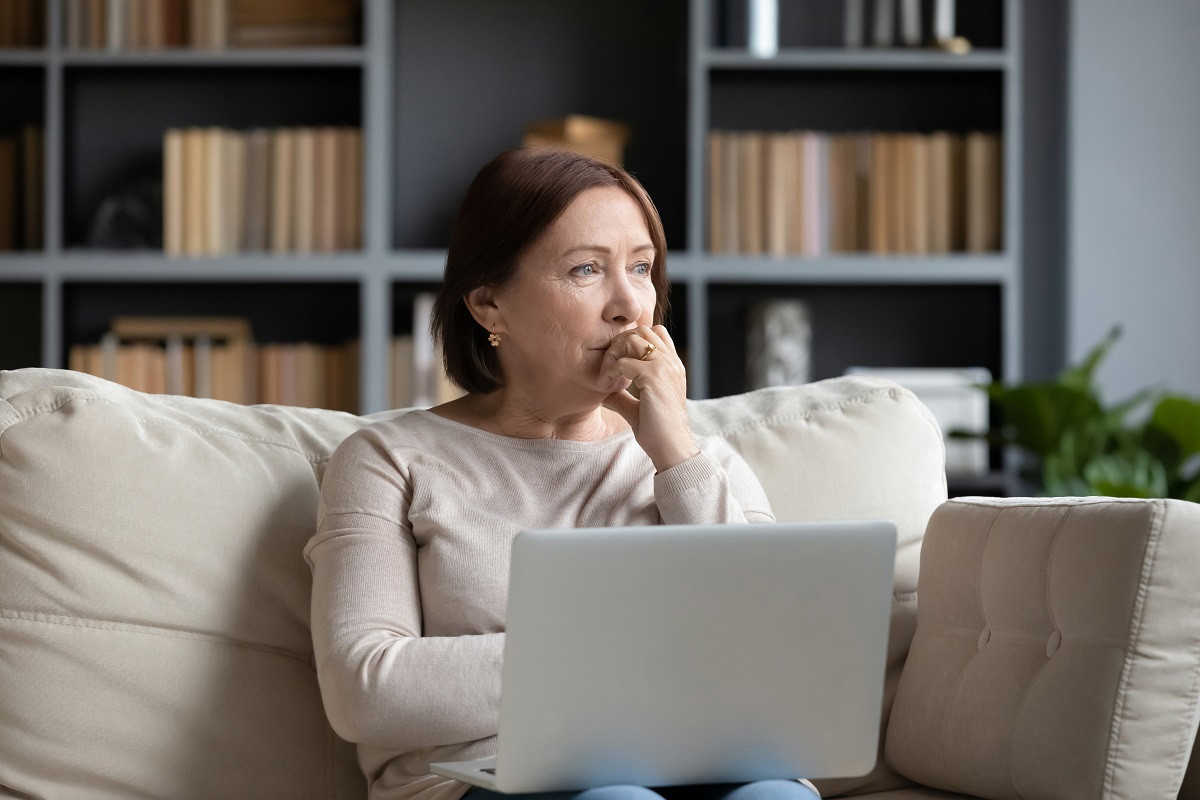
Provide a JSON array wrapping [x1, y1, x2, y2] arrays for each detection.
[[163, 126, 363, 257], [0, 0, 44, 47], [0, 126, 44, 251], [64, 0, 357, 50], [69, 333, 361, 412], [707, 130, 1002, 256]]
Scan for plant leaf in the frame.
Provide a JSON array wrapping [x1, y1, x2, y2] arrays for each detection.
[[1059, 324, 1121, 391], [1150, 395, 1200, 458], [1083, 452, 1169, 498], [988, 383, 1103, 458]]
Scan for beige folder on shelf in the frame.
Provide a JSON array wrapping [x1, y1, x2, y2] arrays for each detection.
[[707, 130, 723, 254], [164, 128, 185, 256]]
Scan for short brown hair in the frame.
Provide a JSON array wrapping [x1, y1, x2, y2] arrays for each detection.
[[431, 147, 671, 395]]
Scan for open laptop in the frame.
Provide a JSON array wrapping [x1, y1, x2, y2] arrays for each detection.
[[430, 520, 897, 794]]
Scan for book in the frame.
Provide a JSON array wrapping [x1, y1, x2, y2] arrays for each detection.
[[799, 132, 822, 257], [965, 132, 1002, 251], [336, 127, 357, 250], [316, 127, 338, 252], [867, 132, 889, 254], [243, 129, 271, 251], [828, 135, 858, 252], [164, 129, 184, 255], [927, 131, 957, 253], [707, 131, 724, 253], [183, 128, 205, 255], [719, 130, 739, 254], [293, 127, 316, 253], [271, 128, 295, 253], [225, 130, 246, 254], [738, 131, 763, 254], [899, 0, 920, 46], [871, 0, 893, 47], [204, 127, 224, 255], [909, 133, 929, 254], [843, 0, 863, 47], [763, 132, 790, 258]]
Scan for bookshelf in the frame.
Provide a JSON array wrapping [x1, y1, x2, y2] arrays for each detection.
[[0, 0, 1024, 437]]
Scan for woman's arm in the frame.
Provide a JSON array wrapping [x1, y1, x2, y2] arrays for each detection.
[[303, 429, 504, 751], [653, 435, 776, 525]]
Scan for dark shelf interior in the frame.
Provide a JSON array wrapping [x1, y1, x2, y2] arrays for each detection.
[[706, 281, 1002, 395], [0, 68, 43, 131], [62, 66, 361, 248], [0, 283, 42, 371], [712, 0, 1004, 50], [62, 281, 360, 363], [710, 68, 1003, 132], [391, 0, 688, 250]]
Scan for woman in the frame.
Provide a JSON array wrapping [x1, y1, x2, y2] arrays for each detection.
[[303, 148, 819, 800]]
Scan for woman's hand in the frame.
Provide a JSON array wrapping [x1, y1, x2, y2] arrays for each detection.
[[601, 324, 700, 473]]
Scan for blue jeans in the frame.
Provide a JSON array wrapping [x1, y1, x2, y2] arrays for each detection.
[[462, 779, 820, 800]]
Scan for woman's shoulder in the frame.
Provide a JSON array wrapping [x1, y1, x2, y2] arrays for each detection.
[[329, 410, 444, 464]]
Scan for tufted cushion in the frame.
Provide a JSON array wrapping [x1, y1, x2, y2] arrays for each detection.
[[886, 496, 1200, 799], [0, 368, 945, 798]]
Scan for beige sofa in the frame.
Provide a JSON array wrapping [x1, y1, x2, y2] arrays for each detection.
[[1, 366, 1199, 799]]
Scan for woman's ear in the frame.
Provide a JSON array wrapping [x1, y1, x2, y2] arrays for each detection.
[[464, 286, 501, 332]]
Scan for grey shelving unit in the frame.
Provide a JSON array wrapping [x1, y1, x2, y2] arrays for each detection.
[[0, 0, 1022, 417]]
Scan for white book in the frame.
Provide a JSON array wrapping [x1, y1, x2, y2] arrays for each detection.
[[748, 0, 778, 58], [411, 293, 437, 408], [933, 0, 954, 42], [872, 0, 893, 47], [900, 0, 920, 46], [843, 0, 864, 47]]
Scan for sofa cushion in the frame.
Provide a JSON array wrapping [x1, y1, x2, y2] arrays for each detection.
[[886, 496, 1200, 799], [0, 368, 945, 798]]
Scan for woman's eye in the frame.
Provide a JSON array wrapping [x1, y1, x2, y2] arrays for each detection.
[[572, 262, 597, 276], [633, 262, 652, 275]]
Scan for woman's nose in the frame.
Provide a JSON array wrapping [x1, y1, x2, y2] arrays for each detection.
[[605, 272, 643, 324]]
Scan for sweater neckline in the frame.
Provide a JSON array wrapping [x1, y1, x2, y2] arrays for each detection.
[[412, 408, 636, 452]]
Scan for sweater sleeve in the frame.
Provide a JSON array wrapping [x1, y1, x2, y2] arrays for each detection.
[[653, 435, 776, 525], [302, 428, 504, 751]]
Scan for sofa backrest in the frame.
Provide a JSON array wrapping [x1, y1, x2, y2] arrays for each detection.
[[0, 368, 945, 798]]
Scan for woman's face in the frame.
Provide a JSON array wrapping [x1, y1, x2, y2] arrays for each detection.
[[487, 185, 659, 400]]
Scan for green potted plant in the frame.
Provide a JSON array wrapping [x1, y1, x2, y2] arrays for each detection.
[[951, 325, 1200, 500]]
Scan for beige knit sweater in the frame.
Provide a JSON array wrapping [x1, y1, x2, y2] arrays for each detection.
[[303, 409, 776, 800]]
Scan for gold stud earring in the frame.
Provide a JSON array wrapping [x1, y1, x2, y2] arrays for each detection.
[[488, 326, 501, 348]]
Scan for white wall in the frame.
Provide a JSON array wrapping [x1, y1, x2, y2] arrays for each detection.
[[1068, 0, 1200, 403]]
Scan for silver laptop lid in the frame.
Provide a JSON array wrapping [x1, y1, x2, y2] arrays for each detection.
[[494, 521, 897, 794]]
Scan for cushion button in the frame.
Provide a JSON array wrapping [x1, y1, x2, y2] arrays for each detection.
[[977, 627, 991, 651], [1046, 629, 1063, 658]]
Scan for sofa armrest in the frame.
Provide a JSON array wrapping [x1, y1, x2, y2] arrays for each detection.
[[885, 496, 1200, 800]]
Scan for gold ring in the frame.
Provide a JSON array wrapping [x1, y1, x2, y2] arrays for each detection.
[[639, 343, 657, 361]]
